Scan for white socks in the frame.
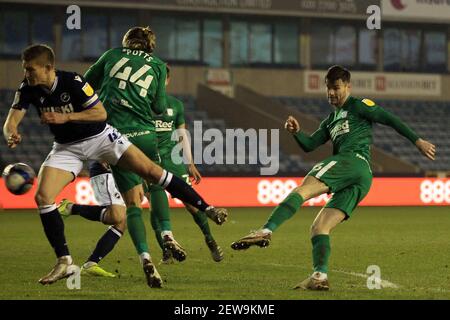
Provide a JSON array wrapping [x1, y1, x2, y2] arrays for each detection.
[[161, 231, 173, 239], [312, 271, 328, 280], [139, 252, 151, 264]]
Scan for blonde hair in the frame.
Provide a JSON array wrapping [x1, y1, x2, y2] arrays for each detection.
[[122, 26, 156, 53]]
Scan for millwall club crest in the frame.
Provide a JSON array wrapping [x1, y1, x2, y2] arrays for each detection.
[[60, 92, 70, 103], [167, 108, 174, 116]]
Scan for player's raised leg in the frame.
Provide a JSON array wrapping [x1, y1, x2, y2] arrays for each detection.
[[231, 176, 328, 250], [293, 208, 345, 291], [35, 166, 78, 285], [116, 144, 228, 225]]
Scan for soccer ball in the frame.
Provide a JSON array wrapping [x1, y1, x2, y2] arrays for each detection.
[[2, 163, 36, 195]]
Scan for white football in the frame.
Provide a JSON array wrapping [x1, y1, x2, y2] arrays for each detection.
[[2, 163, 36, 195]]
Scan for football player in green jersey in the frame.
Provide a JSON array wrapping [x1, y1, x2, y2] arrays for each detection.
[[231, 65, 436, 290], [146, 66, 224, 264], [83, 27, 227, 287]]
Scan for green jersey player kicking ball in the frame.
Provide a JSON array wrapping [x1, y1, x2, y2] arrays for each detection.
[[231, 65, 436, 291]]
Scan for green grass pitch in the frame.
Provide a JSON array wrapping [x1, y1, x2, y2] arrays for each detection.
[[0, 207, 449, 300]]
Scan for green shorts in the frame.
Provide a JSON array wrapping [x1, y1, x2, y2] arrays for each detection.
[[306, 153, 373, 219], [146, 152, 190, 194], [111, 130, 160, 193]]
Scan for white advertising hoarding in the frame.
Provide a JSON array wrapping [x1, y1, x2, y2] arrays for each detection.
[[305, 70, 441, 96], [382, 0, 450, 22]]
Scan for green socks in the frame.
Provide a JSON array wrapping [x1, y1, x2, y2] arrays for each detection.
[[191, 210, 214, 242], [150, 188, 172, 232], [263, 193, 304, 231], [150, 210, 164, 250], [126, 206, 148, 255], [311, 234, 331, 273]]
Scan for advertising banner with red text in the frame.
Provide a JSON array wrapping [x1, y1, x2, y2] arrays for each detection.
[[1, 177, 449, 209]]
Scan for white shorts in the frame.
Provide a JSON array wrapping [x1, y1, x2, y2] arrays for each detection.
[[90, 173, 125, 206], [42, 124, 131, 177]]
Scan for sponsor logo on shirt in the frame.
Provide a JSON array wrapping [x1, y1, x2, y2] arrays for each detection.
[[338, 111, 348, 119], [60, 92, 70, 103], [330, 120, 350, 140], [155, 120, 174, 132], [124, 130, 151, 138], [82, 83, 94, 97], [40, 103, 74, 114], [362, 98, 375, 107]]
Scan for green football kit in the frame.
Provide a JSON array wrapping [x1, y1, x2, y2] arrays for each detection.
[[260, 95, 420, 275], [294, 96, 419, 218], [84, 47, 168, 256], [84, 47, 167, 193]]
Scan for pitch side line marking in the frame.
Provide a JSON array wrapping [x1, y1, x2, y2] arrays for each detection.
[[258, 262, 400, 288], [331, 269, 400, 289]]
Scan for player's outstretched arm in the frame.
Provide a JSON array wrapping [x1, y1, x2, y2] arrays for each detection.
[[415, 138, 436, 161], [359, 103, 436, 161], [285, 115, 329, 152], [3, 109, 25, 149], [41, 101, 107, 124]]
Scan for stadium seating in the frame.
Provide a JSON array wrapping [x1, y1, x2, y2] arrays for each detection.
[[1, 89, 448, 175], [276, 96, 450, 172], [177, 94, 313, 175]]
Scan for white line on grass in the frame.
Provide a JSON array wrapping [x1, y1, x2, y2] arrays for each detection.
[[261, 262, 400, 288], [331, 269, 400, 289]]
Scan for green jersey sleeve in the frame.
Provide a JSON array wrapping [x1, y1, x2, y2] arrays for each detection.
[[293, 117, 330, 152], [152, 64, 167, 115], [84, 49, 111, 91], [354, 98, 419, 144]]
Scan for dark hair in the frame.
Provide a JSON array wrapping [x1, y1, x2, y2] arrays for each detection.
[[21, 44, 55, 65], [325, 65, 351, 83], [122, 26, 156, 53]]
